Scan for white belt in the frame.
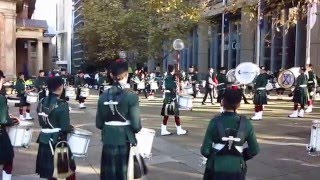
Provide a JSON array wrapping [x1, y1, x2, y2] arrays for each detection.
[[104, 121, 130, 126], [164, 90, 171, 93], [299, 85, 307, 87], [213, 143, 244, 153], [41, 128, 61, 133], [257, 87, 266, 90], [308, 81, 314, 83]]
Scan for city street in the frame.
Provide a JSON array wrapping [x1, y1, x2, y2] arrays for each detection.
[[2, 90, 320, 180]]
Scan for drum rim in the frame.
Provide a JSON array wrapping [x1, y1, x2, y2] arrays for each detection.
[[73, 129, 92, 135], [235, 62, 259, 84], [277, 69, 296, 88]]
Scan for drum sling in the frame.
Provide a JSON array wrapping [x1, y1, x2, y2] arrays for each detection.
[[103, 88, 129, 123]]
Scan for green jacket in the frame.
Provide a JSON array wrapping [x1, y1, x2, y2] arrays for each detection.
[[34, 76, 47, 90], [307, 71, 316, 84], [201, 112, 260, 173], [15, 79, 26, 96], [296, 74, 308, 87], [217, 73, 228, 84], [37, 94, 73, 144], [254, 73, 269, 89], [0, 94, 14, 126], [96, 85, 142, 145], [98, 76, 109, 86], [163, 74, 177, 104], [75, 77, 86, 87]]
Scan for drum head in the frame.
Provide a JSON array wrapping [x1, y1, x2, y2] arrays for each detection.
[[235, 62, 260, 85], [74, 128, 92, 136], [179, 95, 193, 99], [226, 69, 236, 84], [18, 121, 34, 127], [288, 67, 300, 78], [278, 70, 295, 89]]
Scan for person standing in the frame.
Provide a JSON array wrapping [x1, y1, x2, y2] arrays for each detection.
[[96, 59, 141, 180], [306, 64, 317, 113], [36, 77, 76, 180], [289, 66, 309, 118], [34, 70, 48, 101], [15, 72, 33, 120], [201, 88, 260, 180], [202, 68, 216, 105], [98, 71, 110, 96], [187, 65, 198, 98], [216, 67, 228, 112], [75, 71, 88, 109], [0, 70, 20, 180], [251, 66, 269, 121], [160, 65, 188, 136], [60, 69, 70, 101]]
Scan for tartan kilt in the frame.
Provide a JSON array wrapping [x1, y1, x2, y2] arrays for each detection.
[[76, 88, 87, 101], [101, 144, 130, 180], [293, 87, 309, 105], [253, 90, 267, 105], [0, 127, 14, 164], [161, 100, 179, 116], [15, 95, 30, 107], [36, 143, 76, 178]]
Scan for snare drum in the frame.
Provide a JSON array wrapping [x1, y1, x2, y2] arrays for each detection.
[[80, 88, 90, 98], [137, 82, 145, 90], [184, 86, 194, 95], [66, 87, 76, 97], [26, 92, 39, 103], [179, 95, 193, 110], [68, 128, 92, 157], [7, 96, 20, 104], [266, 82, 274, 91], [150, 82, 158, 90], [136, 128, 155, 158], [8, 121, 34, 147]]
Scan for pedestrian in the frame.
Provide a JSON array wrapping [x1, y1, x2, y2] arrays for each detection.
[[216, 67, 228, 112], [201, 88, 260, 180], [0, 70, 20, 180], [96, 59, 142, 180], [60, 69, 70, 102], [251, 66, 269, 121], [36, 76, 76, 180], [15, 72, 33, 120], [289, 66, 309, 118], [160, 64, 188, 136], [75, 71, 88, 109], [187, 65, 198, 98], [202, 68, 216, 105]]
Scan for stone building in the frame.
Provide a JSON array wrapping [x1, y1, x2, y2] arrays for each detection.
[[0, 0, 53, 79]]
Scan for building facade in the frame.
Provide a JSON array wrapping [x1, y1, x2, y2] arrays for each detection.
[[0, 0, 52, 79]]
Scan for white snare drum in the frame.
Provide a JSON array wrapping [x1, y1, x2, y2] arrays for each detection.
[[179, 95, 193, 110], [26, 92, 39, 103], [137, 82, 145, 90], [266, 82, 273, 91], [8, 121, 34, 147], [307, 120, 320, 153], [7, 96, 20, 104], [68, 128, 92, 157], [184, 86, 194, 95], [80, 88, 90, 97], [150, 82, 158, 90], [103, 85, 112, 91], [136, 128, 155, 158], [66, 87, 76, 97]]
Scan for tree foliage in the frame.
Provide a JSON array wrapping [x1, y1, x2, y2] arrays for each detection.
[[80, 0, 204, 63]]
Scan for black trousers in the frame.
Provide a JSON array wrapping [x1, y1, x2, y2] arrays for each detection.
[[192, 84, 197, 98], [202, 88, 213, 103], [203, 168, 246, 180]]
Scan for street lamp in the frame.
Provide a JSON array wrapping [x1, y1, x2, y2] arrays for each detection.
[[173, 39, 184, 93], [119, 51, 127, 59]]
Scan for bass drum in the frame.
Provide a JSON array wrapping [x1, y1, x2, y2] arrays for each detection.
[[235, 62, 260, 85], [277, 67, 299, 89]]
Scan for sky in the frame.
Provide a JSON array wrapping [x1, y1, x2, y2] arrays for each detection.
[[32, 0, 57, 34]]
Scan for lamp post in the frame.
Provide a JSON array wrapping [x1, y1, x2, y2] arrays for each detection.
[[119, 50, 127, 60], [173, 39, 184, 93]]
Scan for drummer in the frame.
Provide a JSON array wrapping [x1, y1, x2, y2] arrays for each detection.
[[216, 67, 228, 112], [34, 70, 48, 101], [251, 66, 269, 121], [75, 71, 88, 109], [96, 59, 142, 179], [160, 64, 188, 136], [306, 64, 317, 113], [15, 72, 33, 120], [289, 66, 309, 118], [0, 70, 20, 180], [98, 70, 110, 96], [36, 77, 76, 180]]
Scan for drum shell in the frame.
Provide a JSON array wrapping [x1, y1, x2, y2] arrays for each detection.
[[26, 93, 39, 103], [184, 86, 194, 95], [179, 95, 193, 109], [137, 82, 145, 90], [66, 87, 76, 97], [150, 82, 158, 90], [8, 124, 33, 147], [80, 88, 90, 98], [136, 128, 155, 158], [68, 129, 92, 157]]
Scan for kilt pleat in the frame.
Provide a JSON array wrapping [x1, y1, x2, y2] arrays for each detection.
[[293, 87, 308, 105], [15, 95, 30, 107], [253, 90, 267, 105], [100, 144, 130, 180], [0, 128, 14, 164], [161, 101, 179, 116], [36, 143, 76, 178]]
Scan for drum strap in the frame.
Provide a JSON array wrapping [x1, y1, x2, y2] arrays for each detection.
[[104, 88, 129, 122]]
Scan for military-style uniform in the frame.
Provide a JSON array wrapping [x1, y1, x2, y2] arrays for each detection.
[[293, 74, 309, 106], [36, 93, 75, 178], [201, 112, 260, 180], [187, 72, 198, 98], [161, 74, 179, 116], [216, 73, 228, 103], [0, 94, 15, 169], [98, 75, 110, 95], [60, 74, 70, 101], [253, 73, 269, 105], [34, 76, 48, 100], [75, 76, 87, 102], [96, 84, 141, 180], [15, 78, 30, 107], [307, 70, 317, 104]]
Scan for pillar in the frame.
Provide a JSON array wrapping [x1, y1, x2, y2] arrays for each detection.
[[4, 13, 16, 79], [147, 58, 155, 73], [309, 3, 320, 74], [37, 39, 43, 73], [294, 10, 307, 67], [197, 23, 209, 75], [281, 8, 289, 68], [270, 15, 276, 72], [240, 11, 255, 63]]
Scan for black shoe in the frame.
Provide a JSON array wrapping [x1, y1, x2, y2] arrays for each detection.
[[202, 102, 206, 105]]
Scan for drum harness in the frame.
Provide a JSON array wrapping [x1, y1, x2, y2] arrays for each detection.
[[38, 98, 61, 155], [103, 87, 131, 126]]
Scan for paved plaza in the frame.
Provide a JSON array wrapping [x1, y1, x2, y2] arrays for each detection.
[[1, 90, 320, 180]]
